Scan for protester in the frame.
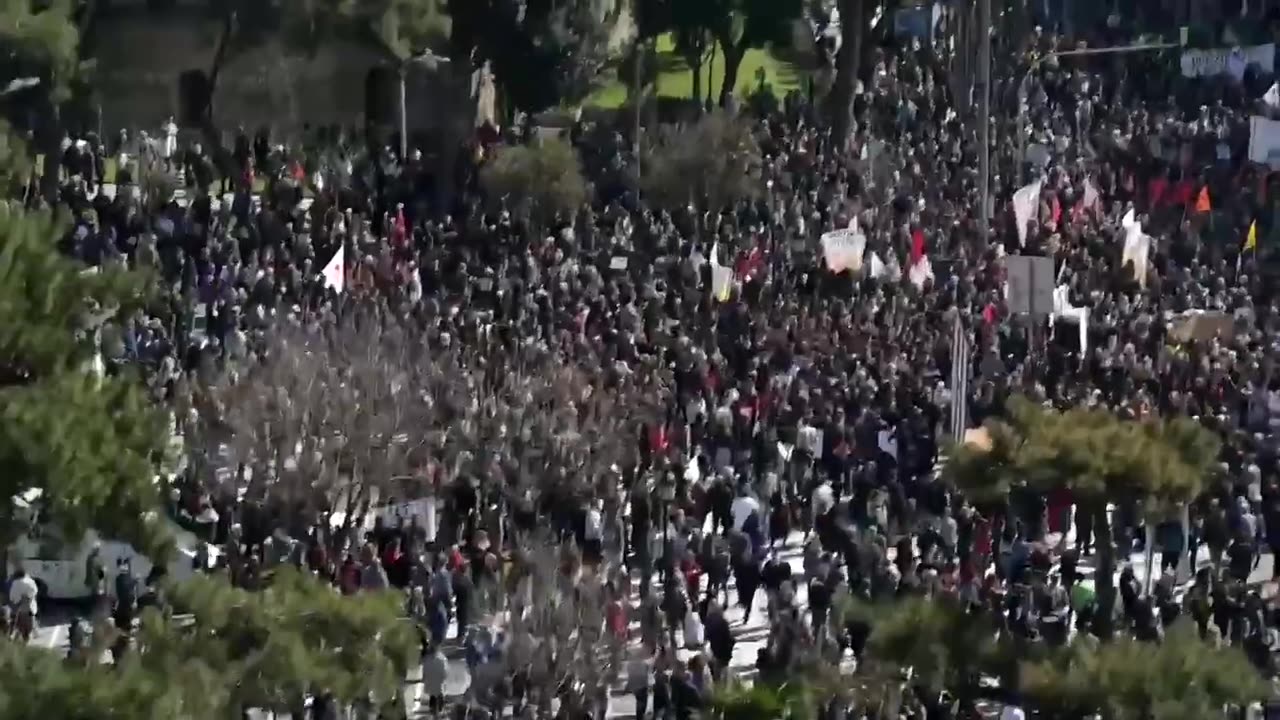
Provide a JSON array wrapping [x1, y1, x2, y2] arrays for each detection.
[[24, 8, 1280, 717]]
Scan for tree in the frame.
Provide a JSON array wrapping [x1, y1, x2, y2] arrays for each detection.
[[707, 0, 803, 107], [480, 137, 588, 229], [944, 396, 1220, 638], [830, 0, 875, 142], [449, 0, 617, 113], [0, 157, 171, 560], [665, 0, 719, 106], [1021, 621, 1268, 720], [849, 589, 1008, 712], [141, 566, 417, 717], [0, 632, 226, 720], [187, 310, 441, 544], [0, 0, 83, 200], [640, 110, 761, 212]]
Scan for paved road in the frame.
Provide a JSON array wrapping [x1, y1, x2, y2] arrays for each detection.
[[28, 527, 1278, 718]]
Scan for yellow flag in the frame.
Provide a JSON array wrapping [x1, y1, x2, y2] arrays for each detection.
[[1245, 220, 1258, 252]]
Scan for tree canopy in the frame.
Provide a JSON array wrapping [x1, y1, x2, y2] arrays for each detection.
[[641, 111, 762, 212], [480, 137, 588, 226], [0, 149, 170, 557]]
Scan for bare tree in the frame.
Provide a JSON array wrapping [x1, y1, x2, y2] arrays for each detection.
[[187, 304, 667, 553]]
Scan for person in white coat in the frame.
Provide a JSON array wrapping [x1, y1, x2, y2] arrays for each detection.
[[162, 116, 178, 171]]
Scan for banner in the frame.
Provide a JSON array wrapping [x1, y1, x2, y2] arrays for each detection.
[[1168, 310, 1235, 343], [1181, 43, 1274, 79], [1250, 115, 1280, 166], [820, 225, 866, 274]]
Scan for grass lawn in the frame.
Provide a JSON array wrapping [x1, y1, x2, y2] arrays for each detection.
[[585, 33, 808, 109]]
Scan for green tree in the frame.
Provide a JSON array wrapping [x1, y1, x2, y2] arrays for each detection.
[[841, 594, 1012, 718], [142, 566, 417, 716], [707, 0, 803, 107], [0, 156, 171, 559], [830, 0, 876, 142], [449, 0, 617, 113], [0, 632, 226, 720], [1021, 621, 1267, 720], [480, 137, 588, 229], [198, 0, 451, 129], [640, 110, 761, 212], [0, 0, 83, 201], [944, 396, 1220, 638]]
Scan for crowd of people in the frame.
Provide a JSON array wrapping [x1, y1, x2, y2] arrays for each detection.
[[20, 7, 1280, 719]]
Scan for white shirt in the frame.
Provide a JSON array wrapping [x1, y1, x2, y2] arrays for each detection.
[[584, 508, 603, 541], [999, 706, 1026, 720], [731, 495, 760, 531], [9, 574, 38, 616]]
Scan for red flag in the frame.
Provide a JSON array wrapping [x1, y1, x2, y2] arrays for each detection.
[[1050, 195, 1061, 227], [910, 229, 925, 266], [1148, 177, 1168, 208], [649, 424, 669, 454], [736, 246, 764, 282], [391, 206, 407, 248], [1171, 179, 1194, 207], [982, 303, 998, 326]]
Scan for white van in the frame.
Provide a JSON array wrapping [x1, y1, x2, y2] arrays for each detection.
[[7, 490, 215, 601]]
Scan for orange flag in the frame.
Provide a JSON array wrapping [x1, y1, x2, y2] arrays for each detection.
[[1195, 186, 1212, 214]]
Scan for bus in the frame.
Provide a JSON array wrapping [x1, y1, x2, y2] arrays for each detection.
[[7, 489, 217, 602]]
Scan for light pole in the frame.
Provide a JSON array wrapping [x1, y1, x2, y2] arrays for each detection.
[[1014, 41, 1181, 184], [977, 0, 991, 245], [398, 50, 452, 161]]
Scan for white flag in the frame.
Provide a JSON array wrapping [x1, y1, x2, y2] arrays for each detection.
[[1082, 178, 1100, 212], [710, 242, 734, 302], [321, 245, 345, 292], [1266, 82, 1280, 109], [869, 252, 887, 279], [907, 256, 933, 289], [1050, 284, 1089, 354], [1012, 180, 1043, 246], [1120, 211, 1150, 288]]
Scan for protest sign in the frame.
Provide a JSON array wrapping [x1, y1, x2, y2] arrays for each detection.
[[1181, 43, 1274, 79], [1168, 310, 1235, 344], [820, 225, 866, 273], [1249, 115, 1280, 166]]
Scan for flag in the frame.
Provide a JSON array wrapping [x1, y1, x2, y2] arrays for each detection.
[[736, 246, 764, 283], [907, 255, 933, 289], [1012, 180, 1043, 246], [320, 245, 345, 292], [950, 313, 970, 442], [1244, 219, 1258, 252], [1050, 284, 1089, 354], [1267, 82, 1280, 109], [710, 242, 734, 302], [869, 252, 887, 279], [391, 205, 407, 248], [910, 228, 925, 266], [1194, 186, 1212, 214], [1121, 212, 1151, 289]]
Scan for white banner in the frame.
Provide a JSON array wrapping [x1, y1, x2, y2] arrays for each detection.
[[820, 226, 867, 274], [1181, 43, 1274, 79], [1249, 115, 1280, 166]]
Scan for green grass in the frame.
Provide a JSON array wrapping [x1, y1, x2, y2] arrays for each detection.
[[585, 33, 807, 109]]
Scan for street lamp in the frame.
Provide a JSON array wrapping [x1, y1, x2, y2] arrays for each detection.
[[1014, 41, 1181, 184], [397, 50, 452, 161]]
